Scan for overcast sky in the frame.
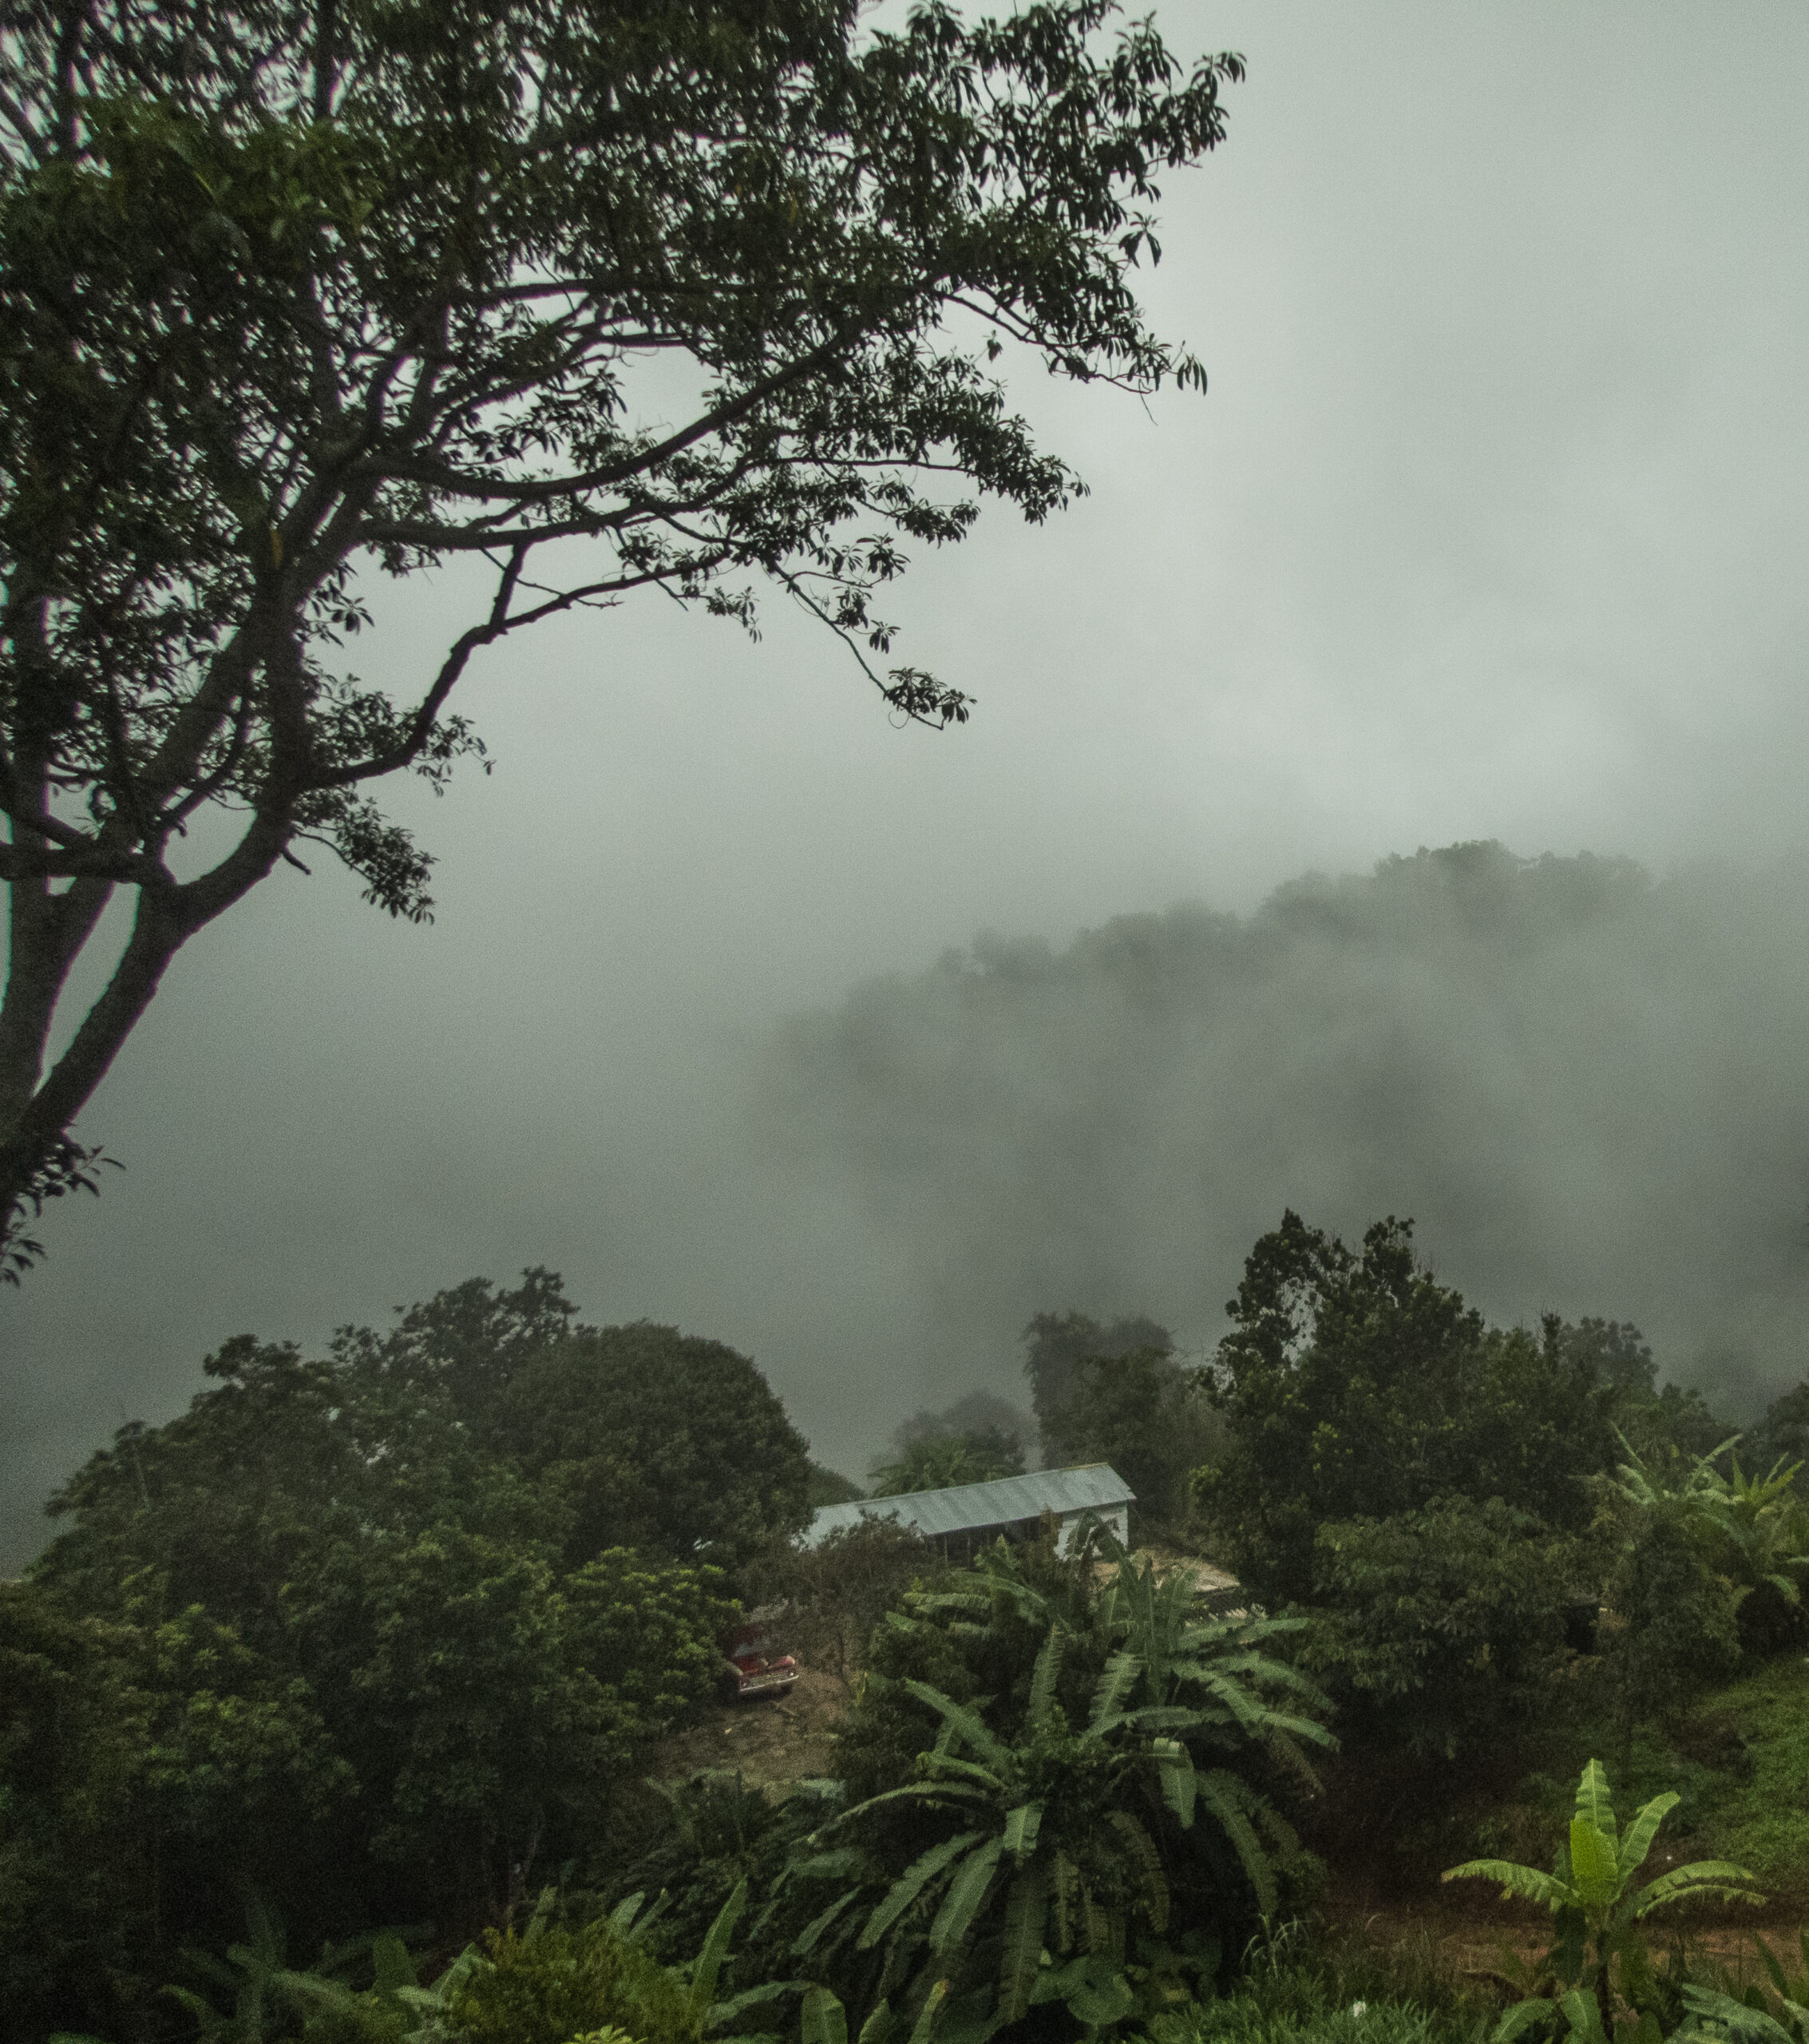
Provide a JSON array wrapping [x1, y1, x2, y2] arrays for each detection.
[[7, 0, 1809, 1567]]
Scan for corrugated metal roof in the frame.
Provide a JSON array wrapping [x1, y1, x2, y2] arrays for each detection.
[[805, 1464, 1134, 1546]]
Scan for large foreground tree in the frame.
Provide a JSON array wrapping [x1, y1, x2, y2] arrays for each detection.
[[0, 0, 1242, 1266]]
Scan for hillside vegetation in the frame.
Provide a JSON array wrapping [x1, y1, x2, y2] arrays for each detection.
[[10, 1222, 1809, 2044]]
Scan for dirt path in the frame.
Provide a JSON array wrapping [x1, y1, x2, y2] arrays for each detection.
[[643, 1668, 849, 1792]]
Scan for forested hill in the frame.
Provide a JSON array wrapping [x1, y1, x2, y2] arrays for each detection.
[[758, 842, 1809, 1407]]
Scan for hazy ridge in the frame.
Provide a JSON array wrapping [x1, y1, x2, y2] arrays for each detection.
[[756, 842, 1809, 1414]]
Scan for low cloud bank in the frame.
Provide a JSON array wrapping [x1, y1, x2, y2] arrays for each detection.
[[754, 842, 1809, 1416]]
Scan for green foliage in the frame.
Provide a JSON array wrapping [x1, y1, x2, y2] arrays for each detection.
[[566, 1552, 739, 1729], [1046, 1349, 1223, 1531], [497, 1324, 813, 1566], [283, 1524, 625, 1892], [1444, 1759, 1763, 2042], [152, 1885, 747, 2044], [1198, 1213, 1621, 1609], [1668, 1931, 1809, 2044], [1752, 1381, 1809, 1488], [1302, 1497, 1589, 1760], [332, 1271, 580, 1432], [868, 1435, 1023, 1498], [10, 1273, 795, 2034], [1597, 1511, 1741, 1762], [1605, 1436, 1809, 1661], [0, 1577, 356, 2039], [1023, 1313, 1174, 1461], [442, 1909, 700, 2044], [1590, 1444, 1771, 1755], [612, 1772, 815, 1971], [157, 1895, 413, 2044], [801, 1535, 1331, 2037]]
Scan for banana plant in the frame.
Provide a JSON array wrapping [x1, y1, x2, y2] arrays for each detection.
[[797, 1976, 949, 2044], [812, 1619, 1284, 2040], [1093, 1547, 1332, 1785], [1444, 1759, 1764, 2043], [153, 1893, 406, 2042], [1610, 1438, 1809, 1613], [1670, 1931, 1809, 2044]]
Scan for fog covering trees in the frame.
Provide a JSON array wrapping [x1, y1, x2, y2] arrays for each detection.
[[758, 841, 1809, 1412], [0, 0, 1245, 1269]]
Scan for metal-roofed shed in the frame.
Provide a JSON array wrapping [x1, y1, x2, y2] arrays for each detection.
[[805, 1464, 1134, 1557]]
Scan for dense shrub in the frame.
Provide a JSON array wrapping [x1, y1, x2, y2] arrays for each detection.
[[442, 1916, 701, 2044], [1300, 1497, 1589, 1759], [497, 1323, 813, 1567], [1597, 1509, 1741, 1753], [0, 1578, 353, 2039], [10, 1274, 790, 2034]]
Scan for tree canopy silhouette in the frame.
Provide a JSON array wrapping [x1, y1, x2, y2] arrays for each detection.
[[0, 0, 1243, 1263]]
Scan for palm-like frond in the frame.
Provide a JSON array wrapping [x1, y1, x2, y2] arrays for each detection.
[[802, 1983, 849, 2044], [1001, 1800, 1043, 1864], [815, 1779, 988, 1840], [1195, 1767, 1277, 1918], [792, 1890, 861, 1959], [1049, 1850, 1078, 1952], [1568, 1816, 1620, 1908], [901, 1681, 1011, 1773], [1573, 1760, 1619, 1848], [996, 1864, 1048, 2024], [1493, 1996, 1559, 2044], [1087, 1650, 1142, 1731], [928, 1837, 1004, 1955], [689, 1880, 747, 2011], [1106, 1809, 1170, 1934], [919, 1753, 1008, 1795], [1615, 1792, 1681, 1884], [861, 1833, 982, 1951], [1152, 1736, 1197, 1827], [1627, 1861, 1765, 1919], [1443, 1858, 1578, 1911], [906, 1978, 950, 2044], [1676, 1984, 1798, 2044], [1028, 1626, 1067, 1729]]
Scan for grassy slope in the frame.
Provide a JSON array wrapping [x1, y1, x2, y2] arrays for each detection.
[[1647, 1654, 1809, 1892], [1484, 1654, 1809, 1904]]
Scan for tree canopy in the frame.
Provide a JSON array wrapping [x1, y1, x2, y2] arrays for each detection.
[[12, 1270, 802, 2030], [496, 1319, 814, 1563], [1020, 1308, 1173, 1459], [1198, 1211, 1620, 1608], [0, 0, 1243, 1259]]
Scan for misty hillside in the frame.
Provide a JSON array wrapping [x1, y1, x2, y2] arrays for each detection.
[[758, 842, 1809, 1410]]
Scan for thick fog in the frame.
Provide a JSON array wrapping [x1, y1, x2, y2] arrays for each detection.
[[6, 0, 1809, 1567], [758, 844, 1809, 1416]]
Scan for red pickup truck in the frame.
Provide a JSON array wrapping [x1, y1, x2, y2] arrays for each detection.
[[721, 1606, 798, 1701]]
